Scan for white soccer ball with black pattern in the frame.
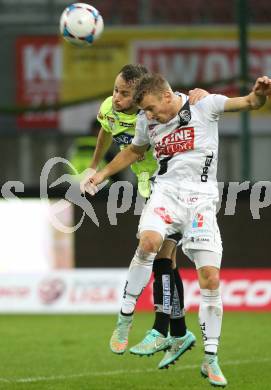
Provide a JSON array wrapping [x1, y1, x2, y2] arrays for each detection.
[[60, 3, 104, 47]]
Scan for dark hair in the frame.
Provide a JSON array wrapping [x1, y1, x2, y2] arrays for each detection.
[[134, 73, 170, 105], [119, 64, 149, 83]]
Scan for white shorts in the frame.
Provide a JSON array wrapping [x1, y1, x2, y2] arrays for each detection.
[[138, 188, 222, 267]]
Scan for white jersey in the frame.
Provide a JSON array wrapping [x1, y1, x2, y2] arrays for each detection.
[[132, 93, 228, 200]]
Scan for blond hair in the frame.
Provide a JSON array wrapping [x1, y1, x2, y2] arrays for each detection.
[[134, 73, 170, 104]]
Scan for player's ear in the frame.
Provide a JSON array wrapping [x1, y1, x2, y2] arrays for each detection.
[[163, 90, 172, 103]]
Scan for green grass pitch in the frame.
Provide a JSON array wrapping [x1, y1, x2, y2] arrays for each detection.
[[0, 312, 270, 390]]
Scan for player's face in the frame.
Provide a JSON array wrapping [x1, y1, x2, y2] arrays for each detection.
[[112, 74, 137, 114], [138, 92, 174, 123]]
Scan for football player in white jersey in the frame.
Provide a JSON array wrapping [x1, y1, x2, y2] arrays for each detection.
[[85, 73, 271, 387]]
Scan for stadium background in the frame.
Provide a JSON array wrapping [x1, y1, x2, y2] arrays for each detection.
[[0, 1, 270, 388]]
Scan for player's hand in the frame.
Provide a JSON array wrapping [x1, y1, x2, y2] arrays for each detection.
[[80, 168, 96, 195], [83, 171, 107, 196], [252, 76, 271, 97], [188, 88, 209, 105]]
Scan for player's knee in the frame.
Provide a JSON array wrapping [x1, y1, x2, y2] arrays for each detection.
[[139, 233, 162, 254], [156, 239, 176, 260], [140, 238, 156, 253], [205, 274, 220, 290], [199, 267, 220, 290]]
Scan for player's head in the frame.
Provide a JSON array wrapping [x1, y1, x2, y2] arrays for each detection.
[[134, 73, 176, 123], [112, 64, 149, 113]]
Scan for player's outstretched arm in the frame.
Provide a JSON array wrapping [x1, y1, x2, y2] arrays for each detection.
[[82, 143, 148, 195], [224, 76, 271, 112], [90, 128, 113, 171]]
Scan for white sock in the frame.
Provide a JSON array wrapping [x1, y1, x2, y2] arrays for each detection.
[[121, 248, 156, 314], [199, 288, 223, 354]]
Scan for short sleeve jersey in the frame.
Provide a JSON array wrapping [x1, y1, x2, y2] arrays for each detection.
[[132, 94, 228, 199]]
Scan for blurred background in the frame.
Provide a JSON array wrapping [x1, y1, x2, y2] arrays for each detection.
[[0, 0, 270, 313]]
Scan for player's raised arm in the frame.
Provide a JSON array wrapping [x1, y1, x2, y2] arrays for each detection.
[[83, 143, 148, 195], [224, 76, 271, 112]]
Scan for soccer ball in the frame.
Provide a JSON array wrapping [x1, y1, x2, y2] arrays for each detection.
[[60, 3, 104, 47]]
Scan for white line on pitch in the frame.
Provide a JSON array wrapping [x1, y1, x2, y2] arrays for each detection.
[[0, 357, 270, 384]]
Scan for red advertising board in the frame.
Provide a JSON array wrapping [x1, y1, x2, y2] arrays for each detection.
[[137, 268, 271, 312], [0, 269, 269, 313], [16, 36, 61, 129]]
